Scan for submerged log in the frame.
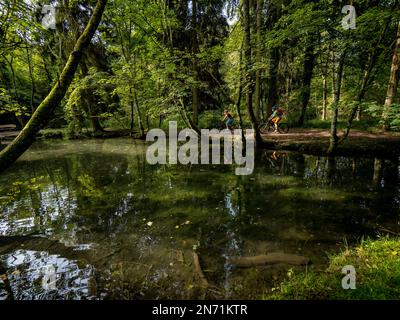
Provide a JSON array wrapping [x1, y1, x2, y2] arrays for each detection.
[[192, 251, 209, 287], [227, 253, 310, 267]]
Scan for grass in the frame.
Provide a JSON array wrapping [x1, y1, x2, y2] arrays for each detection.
[[265, 237, 400, 300], [38, 128, 67, 139]]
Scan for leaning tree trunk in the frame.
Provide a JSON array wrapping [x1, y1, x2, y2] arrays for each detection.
[[341, 17, 391, 141], [382, 21, 400, 131], [0, 0, 108, 174]]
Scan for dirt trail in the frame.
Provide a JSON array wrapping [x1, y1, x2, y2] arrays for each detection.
[[261, 129, 400, 158], [262, 128, 400, 142], [0, 125, 19, 145]]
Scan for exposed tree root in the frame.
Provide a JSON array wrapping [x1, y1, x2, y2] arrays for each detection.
[[227, 253, 310, 268], [192, 251, 209, 287]]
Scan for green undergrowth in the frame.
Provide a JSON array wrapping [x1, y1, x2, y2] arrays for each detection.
[[265, 237, 400, 300]]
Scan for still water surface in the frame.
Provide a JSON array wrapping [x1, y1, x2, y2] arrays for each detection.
[[0, 138, 399, 299]]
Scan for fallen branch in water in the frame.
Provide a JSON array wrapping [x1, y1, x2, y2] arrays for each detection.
[[192, 251, 209, 287], [227, 253, 310, 268]]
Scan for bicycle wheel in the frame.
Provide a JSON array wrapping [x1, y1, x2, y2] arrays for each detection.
[[279, 123, 290, 134], [259, 122, 274, 134]]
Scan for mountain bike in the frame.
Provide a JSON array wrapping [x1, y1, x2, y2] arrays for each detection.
[[218, 121, 241, 132], [258, 119, 290, 134]]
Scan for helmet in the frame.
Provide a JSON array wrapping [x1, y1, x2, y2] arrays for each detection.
[[272, 105, 278, 111]]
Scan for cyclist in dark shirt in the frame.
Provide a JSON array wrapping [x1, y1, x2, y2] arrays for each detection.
[[223, 109, 235, 130]]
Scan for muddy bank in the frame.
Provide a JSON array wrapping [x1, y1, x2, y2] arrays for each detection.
[[261, 129, 400, 159]]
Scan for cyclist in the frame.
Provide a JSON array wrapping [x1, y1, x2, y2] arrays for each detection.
[[268, 105, 285, 133], [223, 109, 235, 131]]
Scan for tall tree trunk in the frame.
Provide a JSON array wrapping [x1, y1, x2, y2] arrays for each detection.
[[298, 42, 315, 126], [266, 47, 279, 117], [80, 61, 104, 133], [4, 55, 26, 127], [129, 54, 145, 137], [191, 0, 199, 125], [382, 21, 400, 131], [177, 98, 201, 135], [90, 117, 104, 133], [327, 50, 346, 155], [254, 0, 263, 121], [236, 44, 246, 144], [265, 2, 280, 118], [322, 75, 327, 120], [130, 90, 135, 131], [0, 0, 108, 174], [242, 0, 262, 146], [133, 88, 145, 137], [41, 54, 53, 83]]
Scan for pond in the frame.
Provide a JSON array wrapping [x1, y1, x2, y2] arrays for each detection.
[[0, 138, 399, 299]]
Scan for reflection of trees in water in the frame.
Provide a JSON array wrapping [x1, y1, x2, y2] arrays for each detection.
[[1, 143, 400, 298], [2, 249, 96, 300], [373, 158, 384, 187], [0, 143, 144, 239]]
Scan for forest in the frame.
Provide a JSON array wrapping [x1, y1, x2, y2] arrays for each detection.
[[0, 0, 400, 301]]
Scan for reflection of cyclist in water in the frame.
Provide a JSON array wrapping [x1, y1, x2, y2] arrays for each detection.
[[265, 151, 281, 167], [271, 151, 279, 161], [268, 105, 285, 133], [223, 109, 235, 131]]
